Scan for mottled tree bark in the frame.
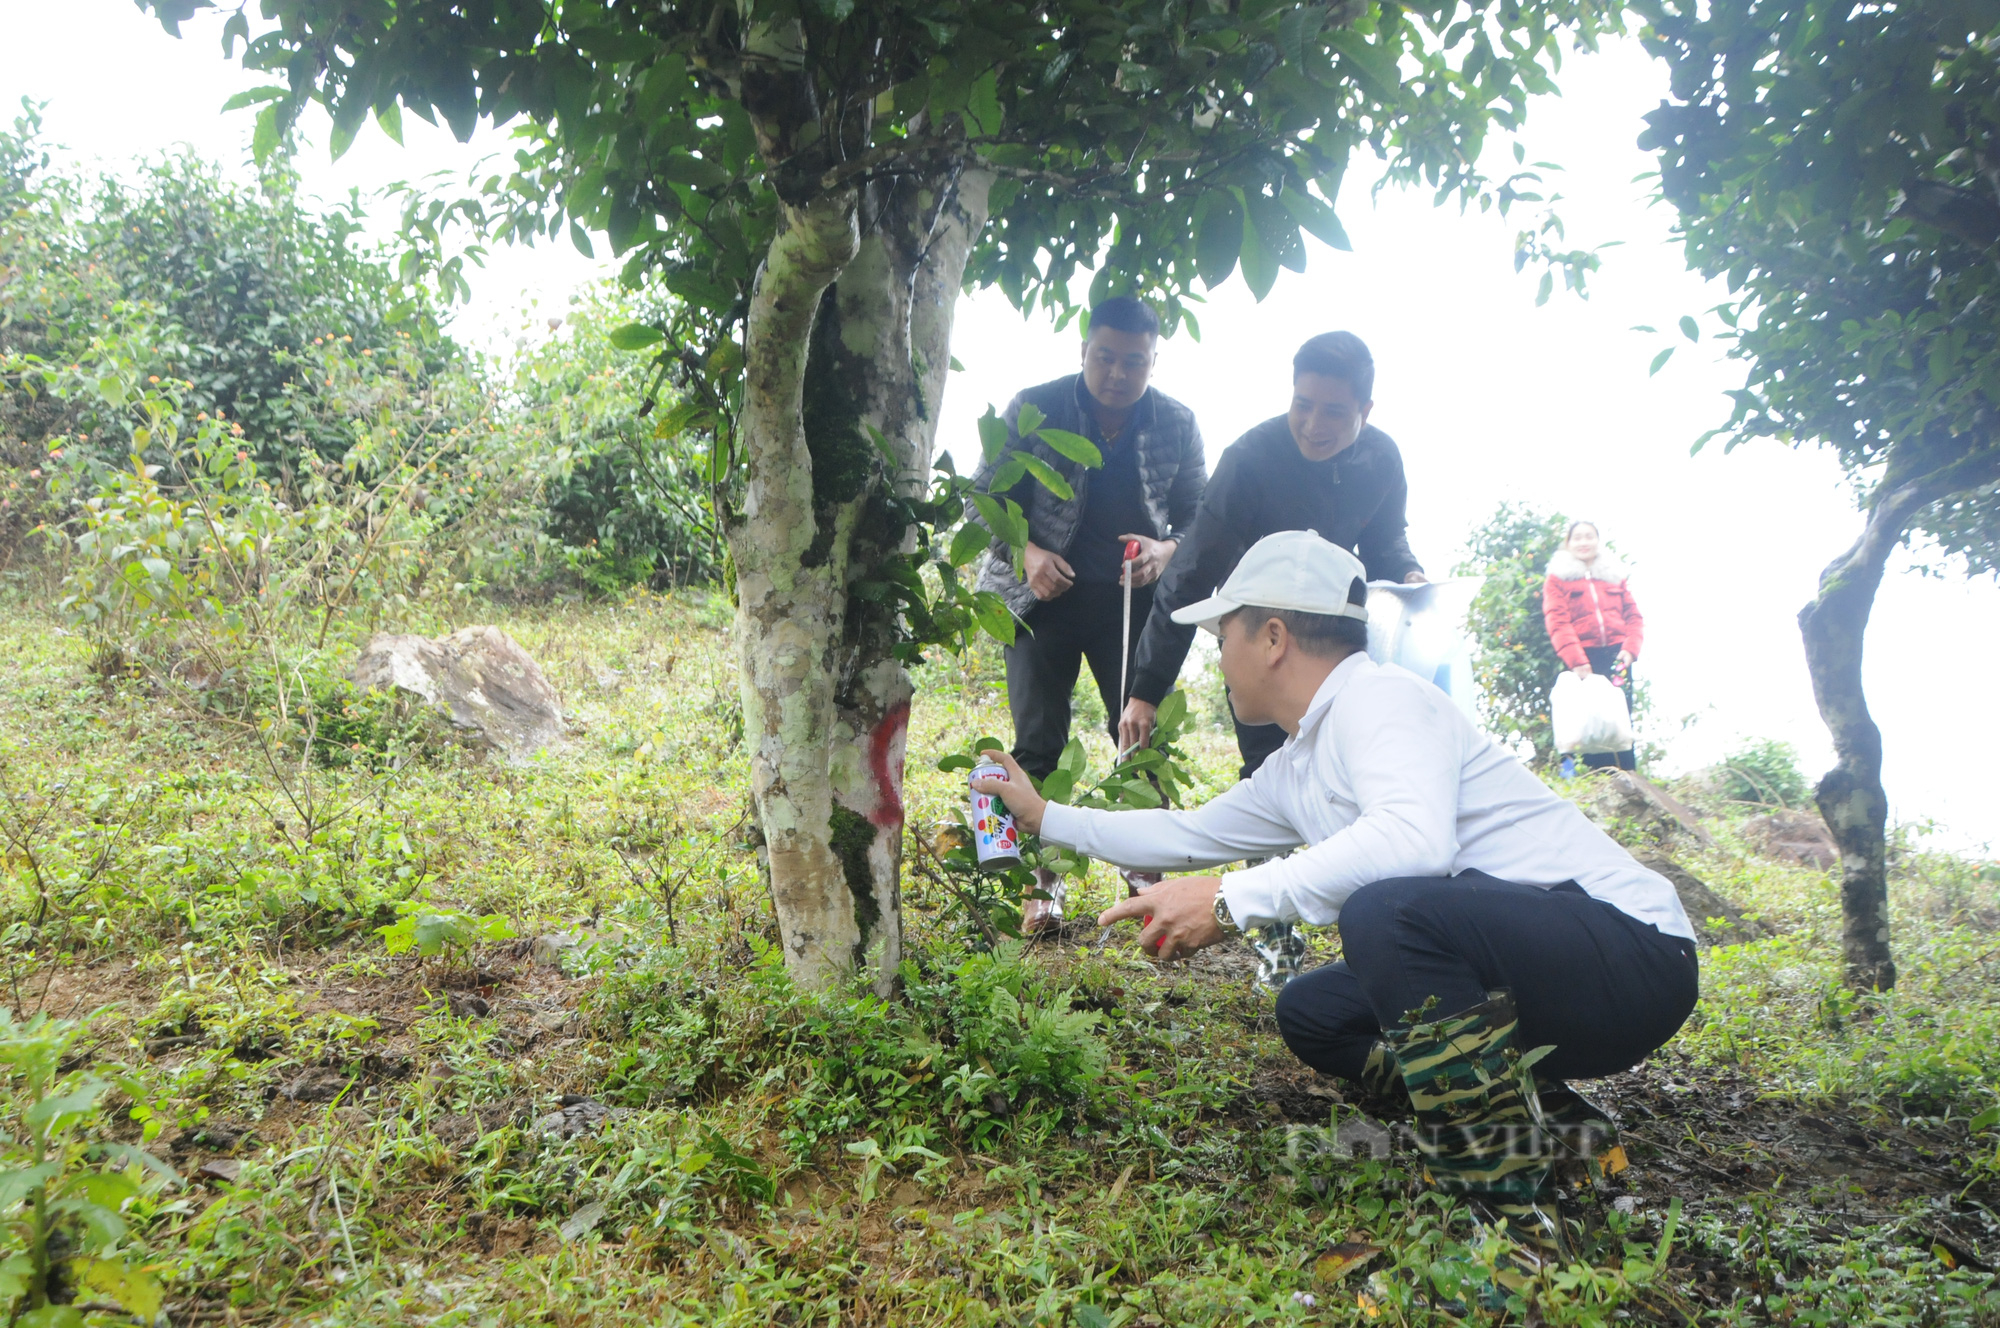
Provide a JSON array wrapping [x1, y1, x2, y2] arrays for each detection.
[[1798, 445, 1999, 990], [731, 166, 991, 993]]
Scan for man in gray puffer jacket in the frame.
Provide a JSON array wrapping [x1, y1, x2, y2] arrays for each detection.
[[969, 298, 1206, 928]]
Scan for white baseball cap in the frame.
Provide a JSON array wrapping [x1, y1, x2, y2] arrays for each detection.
[[1170, 529, 1369, 635]]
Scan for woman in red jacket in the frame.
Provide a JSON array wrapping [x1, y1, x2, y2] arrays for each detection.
[[1542, 521, 1643, 772]]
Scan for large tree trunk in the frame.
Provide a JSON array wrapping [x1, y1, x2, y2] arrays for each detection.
[[732, 189, 866, 988], [731, 167, 991, 993], [1798, 474, 1952, 991]]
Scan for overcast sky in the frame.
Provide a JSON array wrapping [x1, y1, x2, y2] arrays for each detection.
[[7, 2, 1997, 850]]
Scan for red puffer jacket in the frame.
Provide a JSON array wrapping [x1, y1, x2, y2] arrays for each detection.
[[1542, 550, 1644, 669]]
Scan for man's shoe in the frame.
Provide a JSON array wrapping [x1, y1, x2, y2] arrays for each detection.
[[1020, 868, 1065, 936], [1352, 1040, 1414, 1118], [1385, 990, 1561, 1247]]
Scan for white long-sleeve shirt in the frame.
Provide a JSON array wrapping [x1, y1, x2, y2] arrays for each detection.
[[1039, 654, 1695, 941]]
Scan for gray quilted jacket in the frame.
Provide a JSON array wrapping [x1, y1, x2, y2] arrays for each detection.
[[970, 375, 1207, 618]]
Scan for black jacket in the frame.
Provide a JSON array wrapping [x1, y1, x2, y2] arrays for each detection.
[[1129, 417, 1423, 704], [971, 375, 1207, 618]]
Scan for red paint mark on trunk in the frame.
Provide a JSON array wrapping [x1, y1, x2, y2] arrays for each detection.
[[866, 700, 910, 829]]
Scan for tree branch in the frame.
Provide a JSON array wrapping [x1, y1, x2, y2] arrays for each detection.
[[1893, 179, 2000, 250]]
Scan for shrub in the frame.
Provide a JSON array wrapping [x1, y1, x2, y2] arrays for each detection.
[[1713, 738, 1812, 808]]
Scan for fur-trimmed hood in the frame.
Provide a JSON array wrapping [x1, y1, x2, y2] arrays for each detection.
[[1546, 549, 1629, 583]]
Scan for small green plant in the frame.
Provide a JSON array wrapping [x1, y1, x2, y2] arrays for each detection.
[[1714, 737, 1812, 808], [0, 1010, 173, 1326], [927, 691, 1197, 944], [377, 901, 517, 961]]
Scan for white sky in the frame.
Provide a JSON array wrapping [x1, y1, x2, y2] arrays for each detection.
[[7, 2, 1996, 851]]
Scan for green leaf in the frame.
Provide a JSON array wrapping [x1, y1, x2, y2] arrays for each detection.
[[1971, 1105, 2000, 1132], [1015, 402, 1046, 437], [376, 101, 404, 145], [1280, 188, 1351, 251], [1015, 454, 1073, 501], [966, 70, 1002, 137], [74, 1172, 139, 1211], [986, 455, 1030, 494], [1678, 315, 1700, 342], [609, 323, 665, 351], [660, 154, 729, 190], [973, 595, 1017, 646], [1648, 347, 1674, 376], [948, 521, 992, 568], [1057, 739, 1088, 778], [1238, 215, 1278, 302], [977, 408, 1009, 463], [251, 105, 282, 165], [220, 87, 288, 113], [969, 493, 1028, 551], [0, 1161, 60, 1210], [1327, 29, 1403, 101], [1195, 193, 1244, 289], [26, 1084, 106, 1133], [1035, 428, 1102, 468]]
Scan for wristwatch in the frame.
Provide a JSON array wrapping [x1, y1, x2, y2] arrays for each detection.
[[1212, 890, 1240, 935]]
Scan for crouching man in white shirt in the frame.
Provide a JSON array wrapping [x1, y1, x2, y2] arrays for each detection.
[[973, 530, 1698, 1241]]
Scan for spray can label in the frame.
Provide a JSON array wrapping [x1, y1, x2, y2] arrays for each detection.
[[968, 761, 1023, 869]]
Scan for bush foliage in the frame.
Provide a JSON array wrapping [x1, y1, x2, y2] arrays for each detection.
[[0, 104, 720, 600]]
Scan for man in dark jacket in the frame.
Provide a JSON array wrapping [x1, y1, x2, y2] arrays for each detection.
[[971, 296, 1206, 927], [1120, 331, 1426, 781]]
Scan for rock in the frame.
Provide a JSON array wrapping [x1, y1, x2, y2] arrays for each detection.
[[1572, 770, 1715, 850], [446, 992, 491, 1018], [559, 1201, 607, 1243], [281, 1068, 353, 1103], [530, 932, 586, 968], [170, 1122, 249, 1157], [1740, 809, 1839, 870], [531, 1097, 627, 1140], [197, 1159, 242, 1184], [349, 625, 565, 762], [1636, 855, 1766, 946], [433, 1098, 527, 1146]]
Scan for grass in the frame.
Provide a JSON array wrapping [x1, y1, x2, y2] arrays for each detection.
[[0, 586, 1996, 1326]]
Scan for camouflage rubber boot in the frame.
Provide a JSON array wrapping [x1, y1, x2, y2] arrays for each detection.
[[1385, 990, 1561, 1248], [1352, 1040, 1413, 1119], [1539, 1081, 1627, 1183]]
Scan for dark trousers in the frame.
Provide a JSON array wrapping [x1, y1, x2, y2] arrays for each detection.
[[1580, 644, 1636, 771], [1275, 872, 1698, 1084], [1006, 582, 1153, 780]]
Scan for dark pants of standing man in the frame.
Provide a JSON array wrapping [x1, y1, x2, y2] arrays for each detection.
[[1274, 872, 1698, 1084], [1006, 582, 1153, 780]]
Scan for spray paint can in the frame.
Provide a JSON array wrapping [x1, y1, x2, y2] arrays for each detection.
[[967, 761, 1023, 870]]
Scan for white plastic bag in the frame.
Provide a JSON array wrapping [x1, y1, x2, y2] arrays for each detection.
[[1550, 672, 1634, 754]]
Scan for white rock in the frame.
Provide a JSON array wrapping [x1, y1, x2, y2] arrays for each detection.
[[349, 626, 565, 762]]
